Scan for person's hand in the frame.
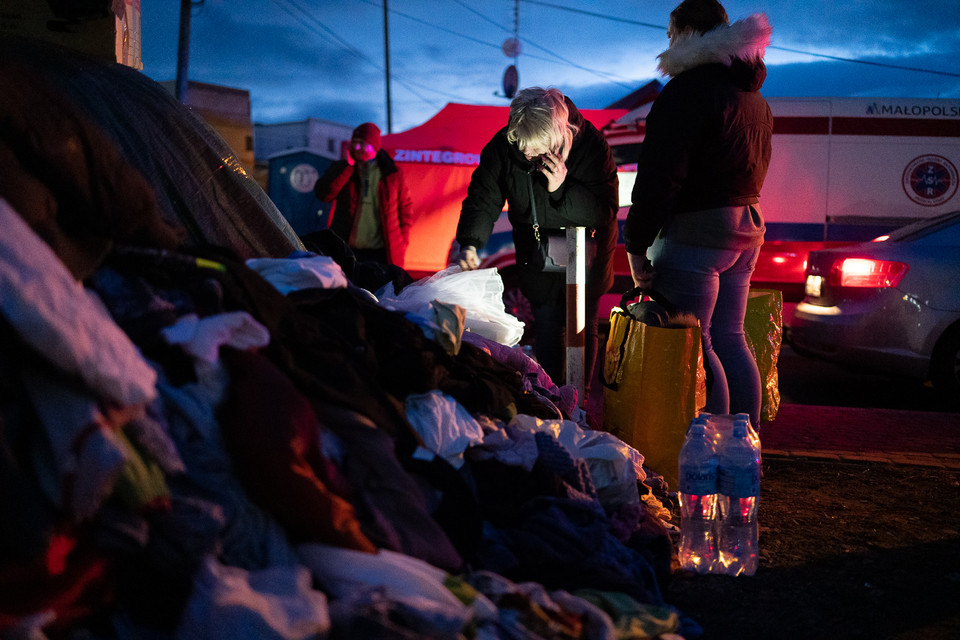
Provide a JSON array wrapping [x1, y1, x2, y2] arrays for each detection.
[[539, 151, 567, 193], [455, 245, 480, 270], [341, 140, 355, 166], [628, 251, 655, 289], [633, 266, 654, 290]]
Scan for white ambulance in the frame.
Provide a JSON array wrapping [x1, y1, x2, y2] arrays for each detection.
[[603, 97, 960, 302]]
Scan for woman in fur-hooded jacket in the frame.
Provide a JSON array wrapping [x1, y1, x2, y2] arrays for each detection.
[[624, 0, 773, 428]]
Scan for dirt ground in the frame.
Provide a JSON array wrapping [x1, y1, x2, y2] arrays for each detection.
[[659, 456, 960, 640]]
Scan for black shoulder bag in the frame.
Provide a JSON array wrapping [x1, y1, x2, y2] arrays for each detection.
[[517, 172, 566, 272]]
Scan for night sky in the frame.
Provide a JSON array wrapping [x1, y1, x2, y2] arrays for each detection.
[[139, 0, 960, 132]]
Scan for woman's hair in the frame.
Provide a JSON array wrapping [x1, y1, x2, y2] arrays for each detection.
[[506, 87, 577, 160], [670, 0, 728, 35]]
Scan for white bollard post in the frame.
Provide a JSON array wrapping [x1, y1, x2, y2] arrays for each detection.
[[565, 226, 586, 401]]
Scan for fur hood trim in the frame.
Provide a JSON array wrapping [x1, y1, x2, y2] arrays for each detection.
[[658, 13, 771, 78]]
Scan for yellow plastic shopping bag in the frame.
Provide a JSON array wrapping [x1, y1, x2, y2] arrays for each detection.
[[744, 288, 783, 423], [601, 288, 706, 488]]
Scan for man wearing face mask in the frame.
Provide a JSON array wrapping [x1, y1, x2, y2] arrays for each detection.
[[454, 87, 618, 398], [314, 122, 413, 266]]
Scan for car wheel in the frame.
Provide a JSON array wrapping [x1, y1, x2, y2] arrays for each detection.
[[930, 323, 960, 407], [500, 268, 534, 346]]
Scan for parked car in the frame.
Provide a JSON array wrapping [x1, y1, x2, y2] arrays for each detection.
[[788, 210, 960, 404]]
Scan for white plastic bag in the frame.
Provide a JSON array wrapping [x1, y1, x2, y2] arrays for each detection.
[[297, 544, 468, 612], [404, 390, 486, 469], [510, 414, 645, 507], [379, 266, 525, 347], [176, 556, 330, 640]]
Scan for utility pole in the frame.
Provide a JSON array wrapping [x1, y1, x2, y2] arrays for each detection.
[[383, 0, 392, 133], [175, 0, 192, 102]]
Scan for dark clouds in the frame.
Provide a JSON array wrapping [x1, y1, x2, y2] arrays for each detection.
[[140, 1, 959, 131], [764, 59, 960, 101]]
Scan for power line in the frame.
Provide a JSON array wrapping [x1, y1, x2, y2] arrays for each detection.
[[363, 0, 637, 89], [359, 0, 507, 57], [520, 0, 663, 30], [326, 0, 637, 95], [448, 0, 636, 89], [520, 0, 960, 80], [270, 0, 464, 110], [271, 0, 380, 70], [769, 45, 960, 79], [355, 0, 567, 67]]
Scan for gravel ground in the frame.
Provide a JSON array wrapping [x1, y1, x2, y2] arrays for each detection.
[[661, 457, 960, 640]]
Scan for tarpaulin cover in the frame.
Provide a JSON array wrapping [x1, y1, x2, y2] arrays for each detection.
[[744, 288, 783, 422], [0, 35, 302, 263]]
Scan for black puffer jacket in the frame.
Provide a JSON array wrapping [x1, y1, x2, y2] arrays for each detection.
[[457, 99, 618, 301], [624, 14, 773, 254]]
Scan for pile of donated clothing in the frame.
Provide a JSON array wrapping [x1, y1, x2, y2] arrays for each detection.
[[0, 37, 699, 639]]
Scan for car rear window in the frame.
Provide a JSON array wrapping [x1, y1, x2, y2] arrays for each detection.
[[910, 219, 960, 246], [885, 210, 960, 243]]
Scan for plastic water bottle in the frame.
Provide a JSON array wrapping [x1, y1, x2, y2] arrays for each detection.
[[697, 411, 724, 450], [717, 418, 761, 576], [734, 410, 761, 448], [677, 420, 718, 573]]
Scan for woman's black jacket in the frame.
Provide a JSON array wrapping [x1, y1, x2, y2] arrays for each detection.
[[456, 99, 618, 302]]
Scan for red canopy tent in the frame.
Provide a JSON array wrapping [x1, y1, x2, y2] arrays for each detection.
[[380, 103, 627, 274]]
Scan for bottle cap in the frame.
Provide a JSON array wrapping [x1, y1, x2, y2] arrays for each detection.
[[733, 419, 749, 438]]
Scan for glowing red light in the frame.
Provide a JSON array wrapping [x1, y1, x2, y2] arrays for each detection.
[[829, 258, 908, 288]]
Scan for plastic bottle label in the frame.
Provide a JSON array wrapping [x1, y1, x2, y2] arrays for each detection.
[[680, 465, 717, 495], [718, 466, 759, 498]]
